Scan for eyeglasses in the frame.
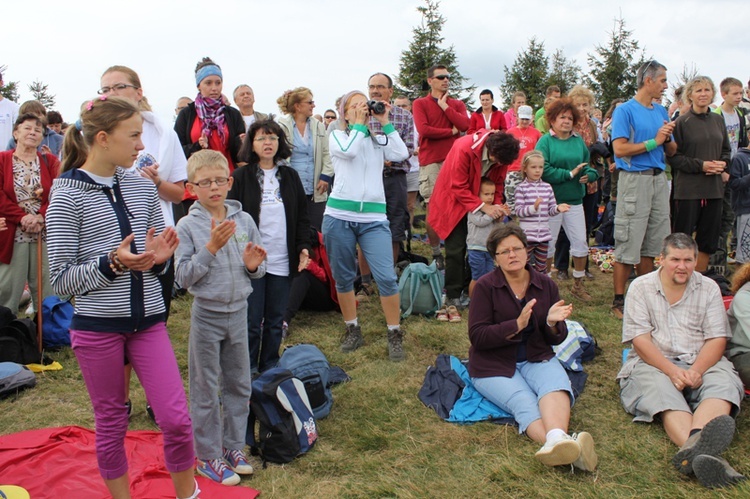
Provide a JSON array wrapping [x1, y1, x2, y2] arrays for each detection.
[[324, 115, 336, 120], [254, 135, 279, 143], [97, 83, 139, 95], [368, 84, 389, 91], [303, 100, 315, 105], [191, 177, 229, 188], [433, 74, 451, 81], [495, 246, 525, 257]]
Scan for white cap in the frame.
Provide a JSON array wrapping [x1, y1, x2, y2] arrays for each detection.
[[518, 105, 533, 120]]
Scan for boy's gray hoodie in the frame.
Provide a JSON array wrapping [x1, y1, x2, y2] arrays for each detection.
[[175, 199, 266, 313]]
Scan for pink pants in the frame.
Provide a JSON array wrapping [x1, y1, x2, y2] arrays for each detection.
[[70, 323, 195, 479]]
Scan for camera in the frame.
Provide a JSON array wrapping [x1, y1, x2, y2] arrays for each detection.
[[367, 100, 386, 115]]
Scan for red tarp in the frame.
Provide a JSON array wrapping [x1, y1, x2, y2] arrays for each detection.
[[0, 426, 259, 498]]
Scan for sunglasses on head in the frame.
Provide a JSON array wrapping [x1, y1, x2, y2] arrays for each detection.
[[433, 74, 450, 81]]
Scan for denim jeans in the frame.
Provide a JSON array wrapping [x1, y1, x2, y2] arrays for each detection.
[[247, 273, 291, 373], [322, 216, 398, 296]]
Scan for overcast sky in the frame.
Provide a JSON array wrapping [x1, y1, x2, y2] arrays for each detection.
[[3, 0, 748, 125]]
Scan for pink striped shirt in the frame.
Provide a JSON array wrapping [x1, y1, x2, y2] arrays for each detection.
[[513, 178, 560, 242]]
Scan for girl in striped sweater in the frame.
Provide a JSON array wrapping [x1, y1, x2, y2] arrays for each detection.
[[46, 97, 198, 499], [513, 151, 569, 273]]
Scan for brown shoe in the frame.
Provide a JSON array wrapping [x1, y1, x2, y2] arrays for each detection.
[[611, 298, 624, 320], [571, 278, 592, 302]]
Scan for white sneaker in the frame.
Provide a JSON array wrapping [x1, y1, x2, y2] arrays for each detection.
[[572, 432, 598, 471], [534, 434, 581, 467]]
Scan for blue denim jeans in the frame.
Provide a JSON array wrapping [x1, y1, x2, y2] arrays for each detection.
[[322, 215, 398, 296], [247, 273, 291, 373], [472, 359, 574, 433], [468, 249, 495, 282]]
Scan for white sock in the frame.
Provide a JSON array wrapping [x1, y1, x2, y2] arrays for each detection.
[[387, 324, 400, 332], [545, 428, 567, 445], [345, 318, 358, 327], [177, 479, 201, 499]]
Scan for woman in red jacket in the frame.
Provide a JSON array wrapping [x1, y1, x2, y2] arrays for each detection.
[[0, 113, 59, 312], [468, 89, 507, 134]]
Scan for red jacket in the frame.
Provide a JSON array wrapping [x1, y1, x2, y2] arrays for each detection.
[[468, 108, 507, 134], [0, 150, 60, 264], [412, 95, 470, 165], [426, 131, 508, 240]]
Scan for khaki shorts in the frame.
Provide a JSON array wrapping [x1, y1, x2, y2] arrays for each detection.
[[419, 162, 442, 202], [619, 357, 743, 423], [613, 171, 670, 265]]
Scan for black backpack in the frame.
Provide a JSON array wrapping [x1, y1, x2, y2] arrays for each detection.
[[247, 368, 318, 465], [0, 318, 43, 365]]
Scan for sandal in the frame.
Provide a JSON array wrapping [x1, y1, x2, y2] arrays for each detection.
[[436, 307, 449, 322], [447, 305, 461, 323]]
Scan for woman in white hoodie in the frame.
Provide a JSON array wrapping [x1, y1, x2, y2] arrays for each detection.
[[324, 90, 408, 361]]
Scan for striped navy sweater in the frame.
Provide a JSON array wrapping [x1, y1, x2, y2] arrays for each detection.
[[46, 167, 167, 333]]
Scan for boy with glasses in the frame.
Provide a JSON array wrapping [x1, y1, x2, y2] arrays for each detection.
[[175, 150, 267, 485]]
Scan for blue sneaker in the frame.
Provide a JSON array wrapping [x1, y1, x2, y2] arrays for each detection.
[[196, 458, 240, 486], [223, 448, 254, 475]]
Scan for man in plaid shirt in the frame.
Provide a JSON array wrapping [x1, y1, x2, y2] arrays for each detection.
[[617, 233, 745, 489]]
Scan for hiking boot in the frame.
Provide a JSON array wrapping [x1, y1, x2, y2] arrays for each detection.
[[572, 432, 598, 472], [445, 297, 466, 311], [387, 328, 405, 362], [693, 455, 746, 489], [557, 269, 569, 281], [356, 282, 376, 302], [433, 253, 445, 271], [223, 448, 254, 475], [196, 458, 240, 486], [611, 298, 624, 320], [534, 434, 581, 467], [340, 323, 364, 353], [571, 278, 592, 302], [673, 415, 735, 475]]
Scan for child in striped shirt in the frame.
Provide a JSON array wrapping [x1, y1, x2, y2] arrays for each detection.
[[513, 151, 569, 272]]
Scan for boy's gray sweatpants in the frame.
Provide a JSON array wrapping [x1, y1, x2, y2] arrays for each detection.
[[189, 303, 252, 460]]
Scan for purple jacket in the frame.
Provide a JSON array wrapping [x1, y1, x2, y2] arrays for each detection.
[[468, 264, 567, 378], [513, 178, 560, 243]]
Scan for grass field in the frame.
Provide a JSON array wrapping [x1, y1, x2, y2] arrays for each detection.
[[2, 241, 749, 498]]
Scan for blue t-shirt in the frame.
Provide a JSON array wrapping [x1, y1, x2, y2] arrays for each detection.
[[612, 99, 671, 172]]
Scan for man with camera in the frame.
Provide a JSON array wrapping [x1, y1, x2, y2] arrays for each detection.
[[355, 73, 415, 301]]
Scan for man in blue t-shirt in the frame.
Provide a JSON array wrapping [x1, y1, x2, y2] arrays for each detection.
[[610, 60, 678, 319]]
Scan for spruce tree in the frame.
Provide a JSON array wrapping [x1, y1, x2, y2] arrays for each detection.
[[501, 37, 549, 110], [28, 80, 56, 110]]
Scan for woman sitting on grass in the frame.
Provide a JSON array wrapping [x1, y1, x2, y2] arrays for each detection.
[[467, 223, 597, 471]]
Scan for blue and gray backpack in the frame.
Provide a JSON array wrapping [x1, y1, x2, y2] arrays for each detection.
[[247, 367, 318, 465], [278, 344, 332, 420]]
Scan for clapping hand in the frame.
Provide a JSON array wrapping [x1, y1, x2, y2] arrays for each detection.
[[514, 298, 537, 336], [205, 219, 236, 255], [244, 242, 267, 272], [115, 234, 156, 271], [546, 300, 573, 327], [145, 226, 179, 264], [570, 162, 586, 178]]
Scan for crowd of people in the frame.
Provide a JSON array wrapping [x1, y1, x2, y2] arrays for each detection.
[[2, 57, 750, 495]]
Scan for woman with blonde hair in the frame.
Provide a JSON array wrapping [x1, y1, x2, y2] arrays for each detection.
[[670, 76, 731, 272], [277, 87, 333, 230], [324, 90, 408, 361], [48, 96, 196, 499]]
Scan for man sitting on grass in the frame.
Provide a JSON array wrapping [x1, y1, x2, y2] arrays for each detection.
[[617, 233, 746, 489]]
